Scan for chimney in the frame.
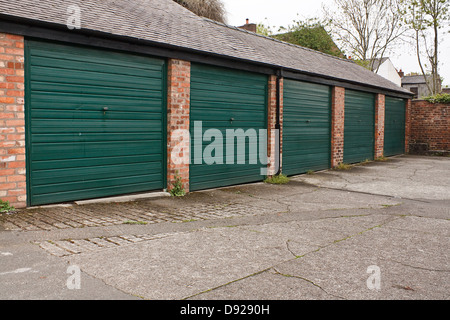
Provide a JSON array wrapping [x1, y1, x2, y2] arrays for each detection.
[[398, 69, 404, 78], [238, 18, 257, 33]]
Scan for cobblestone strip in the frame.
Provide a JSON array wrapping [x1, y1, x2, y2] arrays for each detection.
[[35, 231, 188, 257], [2, 202, 278, 231], [30, 209, 78, 229]]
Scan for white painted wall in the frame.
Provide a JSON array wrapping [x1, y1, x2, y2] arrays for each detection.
[[375, 59, 402, 87]]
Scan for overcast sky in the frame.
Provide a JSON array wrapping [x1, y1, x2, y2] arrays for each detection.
[[221, 0, 450, 87]]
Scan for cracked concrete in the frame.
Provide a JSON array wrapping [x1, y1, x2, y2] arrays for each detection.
[[295, 155, 450, 201], [0, 155, 449, 300]]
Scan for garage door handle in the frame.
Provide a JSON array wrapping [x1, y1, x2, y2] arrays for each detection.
[[103, 107, 109, 115], [306, 120, 311, 123]]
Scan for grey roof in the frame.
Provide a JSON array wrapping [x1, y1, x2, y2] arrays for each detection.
[[402, 75, 429, 84], [0, 0, 412, 95]]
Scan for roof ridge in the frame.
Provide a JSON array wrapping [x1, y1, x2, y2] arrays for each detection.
[[202, 17, 355, 65]]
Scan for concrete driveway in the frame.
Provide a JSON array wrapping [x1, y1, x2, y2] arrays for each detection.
[[0, 155, 449, 300]]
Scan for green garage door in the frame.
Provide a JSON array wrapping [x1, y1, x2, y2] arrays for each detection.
[[190, 64, 267, 191], [344, 89, 375, 164], [26, 41, 165, 206], [384, 97, 406, 156], [283, 80, 331, 175]]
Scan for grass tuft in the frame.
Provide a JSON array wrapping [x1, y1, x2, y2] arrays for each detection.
[[264, 174, 290, 184], [0, 200, 15, 214], [333, 163, 352, 170]]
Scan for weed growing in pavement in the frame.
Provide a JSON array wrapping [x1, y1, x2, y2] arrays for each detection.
[[123, 220, 148, 225], [0, 200, 15, 214], [264, 174, 290, 184], [170, 171, 186, 197], [333, 163, 352, 170]]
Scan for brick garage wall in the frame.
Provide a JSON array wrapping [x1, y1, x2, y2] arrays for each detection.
[[166, 59, 190, 193], [267, 75, 283, 176], [405, 99, 411, 153], [331, 86, 345, 167], [409, 100, 449, 153], [0, 33, 26, 208], [374, 94, 385, 158]]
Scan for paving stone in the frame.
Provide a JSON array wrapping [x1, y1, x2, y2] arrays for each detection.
[[37, 241, 71, 257], [87, 237, 118, 248], [53, 240, 83, 255]]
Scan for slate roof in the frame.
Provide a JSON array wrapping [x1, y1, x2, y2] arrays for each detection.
[[401, 75, 429, 84], [0, 0, 412, 95]]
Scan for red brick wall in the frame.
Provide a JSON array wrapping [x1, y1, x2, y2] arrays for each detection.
[[166, 59, 190, 193], [267, 75, 283, 176], [279, 78, 284, 163], [409, 100, 449, 152], [331, 86, 345, 167], [0, 33, 26, 208], [374, 94, 385, 158], [405, 98, 411, 153]]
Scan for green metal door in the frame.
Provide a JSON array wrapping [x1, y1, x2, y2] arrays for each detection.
[[283, 80, 331, 175], [344, 89, 375, 164], [384, 97, 406, 156], [26, 41, 166, 206], [189, 64, 267, 191]]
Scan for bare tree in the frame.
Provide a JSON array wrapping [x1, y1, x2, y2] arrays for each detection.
[[323, 0, 406, 72], [174, 0, 227, 24], [400, 0, 449, 95]]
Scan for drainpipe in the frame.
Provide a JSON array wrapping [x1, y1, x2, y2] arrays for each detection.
[[275, 69, 282, 175]]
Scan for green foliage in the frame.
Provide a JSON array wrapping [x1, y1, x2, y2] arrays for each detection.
[[264, 174, 290, 184], [256, 23, 274, 37], [170, 172, 186, 197], [0, 200, 15, 214], [257, 17, 344, 57], [423, 93, 450, 103], [354, 59, 372, 70], [400, 0, 449, 30], [123, 220, 148, 225], [272, 18, 344, 57]]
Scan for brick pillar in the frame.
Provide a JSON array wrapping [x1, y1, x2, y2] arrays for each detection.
[[374, 93, 385, 158], [166, 59, 190, 193], [267, 75, 283, 176], [0, 33, 26, 208], [331, 86, 345, 167], [404, 98, 412, 154]]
